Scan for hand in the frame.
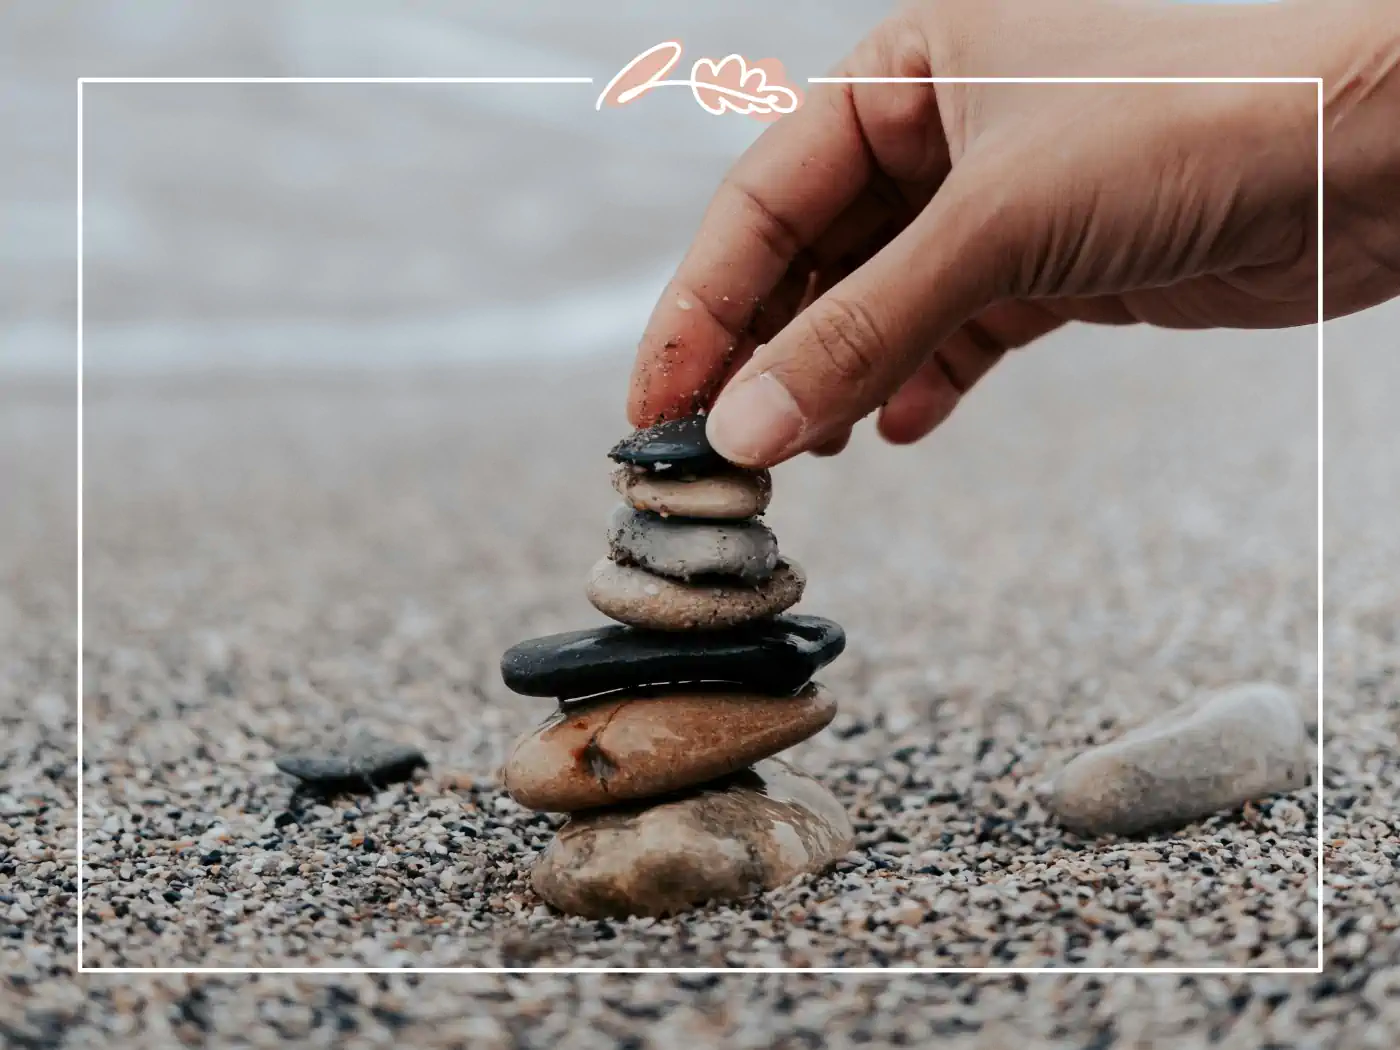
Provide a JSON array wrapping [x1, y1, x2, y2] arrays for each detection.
[[626, 0, 1400, 466]]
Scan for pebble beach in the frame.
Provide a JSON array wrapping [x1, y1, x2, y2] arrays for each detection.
[[4, 309, 1398, 1043]]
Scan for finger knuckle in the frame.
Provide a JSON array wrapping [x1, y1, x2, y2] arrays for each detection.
[[844, 9, 935, 84], [722, 174, 803, 266], [803, 297, 887, 388], [891, 0, 974, 76], [865, 17, 940, 126]]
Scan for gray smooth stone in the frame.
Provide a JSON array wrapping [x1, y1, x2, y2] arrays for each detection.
[[1047, 683, 1314, 837], [275, 738, 427, 793], [606, 504, 779, 583], [531, 757, 854, 918]]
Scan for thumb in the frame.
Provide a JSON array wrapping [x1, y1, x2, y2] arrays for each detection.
[[705, 159, 1018, 467]]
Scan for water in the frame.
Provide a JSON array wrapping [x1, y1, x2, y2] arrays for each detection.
[[2, 1, 877, 375]]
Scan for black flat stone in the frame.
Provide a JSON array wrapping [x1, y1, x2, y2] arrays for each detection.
[[275, 740, 427, 794], [500, 613, 845, 699], [608, 414, 731, 474]]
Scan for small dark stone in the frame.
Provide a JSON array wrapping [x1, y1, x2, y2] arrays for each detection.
[[274, 739, 427, 794], [608, 414, 730, 474], [500, 613, 845, 699]]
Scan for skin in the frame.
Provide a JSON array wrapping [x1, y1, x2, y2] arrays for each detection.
[[626, 0, 1400, 467]]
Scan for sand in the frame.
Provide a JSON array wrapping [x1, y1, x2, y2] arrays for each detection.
[[4, 312, 1398, 1044]]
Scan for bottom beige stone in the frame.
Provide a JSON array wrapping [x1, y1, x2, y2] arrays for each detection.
[[531, 757, 853, 918]]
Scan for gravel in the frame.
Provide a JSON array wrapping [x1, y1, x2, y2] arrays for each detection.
[[3, 310, 1397, 1044], [3, 972, 1399, 1048]]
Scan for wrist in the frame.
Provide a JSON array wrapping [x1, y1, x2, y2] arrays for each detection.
[[1313, 0, 1400, 315]]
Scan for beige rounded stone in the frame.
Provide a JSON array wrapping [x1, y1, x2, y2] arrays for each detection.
[[502, 684, 836, 812], [613, 465, 772, 520], [531, 757, 854, 918], [1047, 683, 1314, 837], [585, 557, 804, 631]]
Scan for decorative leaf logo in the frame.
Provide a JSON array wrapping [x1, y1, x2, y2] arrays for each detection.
[[690, 54, 801, 121], [596, 41, 685, 109], [596, 41, 803, 121]]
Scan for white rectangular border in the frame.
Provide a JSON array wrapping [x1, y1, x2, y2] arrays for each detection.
[[75, 75, 1326, 975]]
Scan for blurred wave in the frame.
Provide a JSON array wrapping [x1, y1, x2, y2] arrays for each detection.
[[2, 1, 878, 375]]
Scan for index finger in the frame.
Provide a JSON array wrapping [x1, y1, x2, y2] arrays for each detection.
[[627, 83, 875, 427]]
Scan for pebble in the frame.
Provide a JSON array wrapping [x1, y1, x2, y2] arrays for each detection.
[[608, 413, 730, 475], [501, 613, 844, 699], [55, 351, 1356, 978], [502, 684, 837, 811], [531, 757, 854, 917], [1047, 682, 1314, 836], [273, 738, 427, 793], [587, 557, 804, 630], [607, 504, 779, 583], [613, 465, 771, 520]]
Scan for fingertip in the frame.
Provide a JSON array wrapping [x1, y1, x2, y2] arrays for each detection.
[[625, 370, 661, 429], [625, 357, 695, 429], [705, 371, 806, 469], [809, 428, 852, 457], [876, 386, 955, 446]]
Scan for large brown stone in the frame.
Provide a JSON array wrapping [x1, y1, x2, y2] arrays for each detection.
[[531, 758, 853, 918], [502, 684, 836, 812], [585, 557, 804, 631]]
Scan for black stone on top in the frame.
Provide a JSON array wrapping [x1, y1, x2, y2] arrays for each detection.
[[500, 614, 846, 700], [608, 413, 731, 475]]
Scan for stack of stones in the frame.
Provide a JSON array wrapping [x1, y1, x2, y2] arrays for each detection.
[[499, 414, 854, 919]]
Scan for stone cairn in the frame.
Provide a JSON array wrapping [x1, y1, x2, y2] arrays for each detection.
[[499, 414, 854, 919]]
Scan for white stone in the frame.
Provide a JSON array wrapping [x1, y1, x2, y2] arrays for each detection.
[[1048, 683, 1314, 836]]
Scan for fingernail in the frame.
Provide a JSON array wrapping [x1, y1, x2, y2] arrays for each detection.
[[706, 371, 805, 467]]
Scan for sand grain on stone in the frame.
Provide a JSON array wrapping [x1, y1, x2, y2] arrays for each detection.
[[606, 503, 780, 582]]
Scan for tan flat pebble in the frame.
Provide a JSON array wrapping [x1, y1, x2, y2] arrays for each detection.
[[585, 557, 804, 631], [613, 465, 772, 519], [531, 757, 853, 917], [502, 683, 836, 811], [1048, 682, 1314, 836]]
